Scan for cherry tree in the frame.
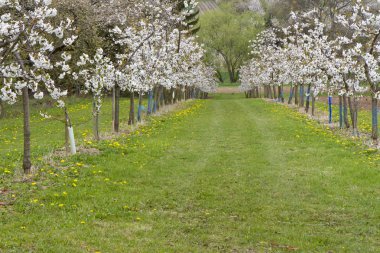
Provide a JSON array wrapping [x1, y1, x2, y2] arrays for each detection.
[[76, 49, 115, 141], [111, 20, 157, 125], [0, 0, 77, 173], [110, 1, 216, 123], [240, 5, 373, 138], [336, 0, 380, 142]]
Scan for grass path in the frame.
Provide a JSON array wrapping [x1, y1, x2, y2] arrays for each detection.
[[1, 94, 379, 252]]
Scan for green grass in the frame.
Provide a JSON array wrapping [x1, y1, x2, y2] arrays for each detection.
[[280, 90, 375, 133], [1, 94, 379, 252], [314, 99, 374, 133], [0, 96, 143, 172]]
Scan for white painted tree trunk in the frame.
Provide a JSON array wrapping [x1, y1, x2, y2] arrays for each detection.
[[68, 126, 77, 155]]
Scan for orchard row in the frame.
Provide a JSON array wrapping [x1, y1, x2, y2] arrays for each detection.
[[240, 1, 380, 144], [0, 0, 218, 173]]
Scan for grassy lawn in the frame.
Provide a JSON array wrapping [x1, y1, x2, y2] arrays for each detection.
[[273, 90, 376, 133], [1, 93, 379, 252], [0, 96, 143, 172]]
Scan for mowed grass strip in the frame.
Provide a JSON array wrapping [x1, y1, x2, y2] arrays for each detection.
[[0, 93, 379, 252]]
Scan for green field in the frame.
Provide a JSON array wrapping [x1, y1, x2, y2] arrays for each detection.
[[1, 94, 379, 252]]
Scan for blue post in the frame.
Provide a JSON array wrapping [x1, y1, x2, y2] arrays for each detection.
[[147, 90, 153, 115], [300, 85, 304, 105], [372, 98, 378, 138], [329, 96, 333, 124], [137, 104, 142, 122]]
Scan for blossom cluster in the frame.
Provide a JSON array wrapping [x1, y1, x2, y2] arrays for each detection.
[[0, 0, 77, 107]]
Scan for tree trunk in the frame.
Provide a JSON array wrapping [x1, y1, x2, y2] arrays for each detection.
[[164, 88, 170, 105], [170, 87, 175, 104], [184, 87, 188, 100], [147, 89, 153, 115], [347, 96, 355, 128], [281, 86, 285, 102], [371, 97, 378, 144], [268, 86, 273, 99], [114, 85, 120, 132], [343, 94, 350, 128], [178, 87, 181, 101], [216, 69, 224, 82], [65, 109, 70, 155], [339, 95, 343, 129], [311, 95, 316, 116], [347, 96, 358, 136], [0, 100, 5, 119], [159, 86, 164, 108], [65, 108, 76, 155], [128, 91, 135, 125], [15, 52, 32, 174], [153, 86, 159, 112], [353, 97, 359, 137], [288, 85, 294, 104], [300, 84, 305, 107], [226, 61, 235, 83], [93, 101, 100, 141], [22, 87, 32, 174], [138, 91, 143, 122], [294, 85, 299, 105], [112, 86, 115, 130], [273, 86, 277, 100], [305, 84, 311, 113]]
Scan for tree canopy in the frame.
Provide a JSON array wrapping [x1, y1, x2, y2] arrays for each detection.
[[198, 3, 264, 83]]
